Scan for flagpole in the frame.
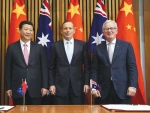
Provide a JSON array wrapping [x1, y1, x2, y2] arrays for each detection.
[[21, 93, 27, 111], [90, 88, 93, 106], [23, 93, 25, 105], [20, 79, 27, 111]]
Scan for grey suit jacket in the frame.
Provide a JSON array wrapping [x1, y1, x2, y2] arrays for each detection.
[[91, 39, 138, 99], [49, 39, 90, 97], [5, 40, 48, 98]]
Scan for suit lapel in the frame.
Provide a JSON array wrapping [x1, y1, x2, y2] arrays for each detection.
[[112, 39, 121, 63], [101, 42, 110, 64], [15, 41, 27, 65], [28, 41, 35, 64], [59, 40, 69, 63], [71, 40, 79, 64]]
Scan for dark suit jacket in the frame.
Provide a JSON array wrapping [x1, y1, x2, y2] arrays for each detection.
[[49, 39, 90, 97], [5, 40, 48, 98], [91, 39, 138, 99]]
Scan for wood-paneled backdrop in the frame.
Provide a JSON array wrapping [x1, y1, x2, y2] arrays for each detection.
[[0, 0, 149, 105]]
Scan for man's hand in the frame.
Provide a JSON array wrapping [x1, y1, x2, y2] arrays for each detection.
[[41, 88, 48, 97], [127, 87, 136, 97], [6, 90, 12, 98], [92, 89, 101, 97], [83, 85, 90, 94], [49, 85, 56, 95]]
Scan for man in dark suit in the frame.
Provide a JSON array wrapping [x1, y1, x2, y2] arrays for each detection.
[[5, 21, 48, 105], [49, 20, 90, 105], [91, 20, 138, 104]]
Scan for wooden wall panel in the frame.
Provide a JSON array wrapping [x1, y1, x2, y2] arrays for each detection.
[[144, 0, 150, 104], [0, 0, 146, 105]]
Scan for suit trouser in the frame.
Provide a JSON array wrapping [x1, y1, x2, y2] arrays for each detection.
[[55, 81, 84, 105], [13, 91, 41, 105], [95, 81, 131, 104]]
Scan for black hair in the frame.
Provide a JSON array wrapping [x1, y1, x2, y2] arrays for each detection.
[[19, 21, 34, 30]]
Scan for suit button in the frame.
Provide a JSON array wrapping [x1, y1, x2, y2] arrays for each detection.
[[27, 69, 28, 70]]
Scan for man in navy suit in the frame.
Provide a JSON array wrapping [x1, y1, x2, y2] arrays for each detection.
[[49, 20, 90, 105], [5, 21, 48, 105], [91, 20, 138, 104]]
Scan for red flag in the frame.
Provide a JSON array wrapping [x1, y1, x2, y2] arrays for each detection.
[[8, 0, 27, 44], [8, 0, 27, 105], [66, 0, 84, 41], [22, 79, 27, 94], [66, 0, 91, 104], [116, 0, 146, 104]]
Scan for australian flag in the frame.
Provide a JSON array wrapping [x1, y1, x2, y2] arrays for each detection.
[[36, 0, 54, 65], [90, 79, 101, 91], [88, 0, 107, 53], [36, 0, 54, 104], [17, 79, 28, 96]]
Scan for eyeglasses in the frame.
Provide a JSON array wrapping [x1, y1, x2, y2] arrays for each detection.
[[103, 27, 117, 31]]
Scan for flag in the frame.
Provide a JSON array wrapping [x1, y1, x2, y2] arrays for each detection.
[[36, 0, 53, 65], [88, 0, 107, 104], [88, 0, 107, 53], [8, 0, 27, 105], [90, 79, 101, 91], [36, 0, 54, 105], [22, 79, 27, 94], [17, 79, 28, 96], [67, 0, 90, 103], [66, 0, 84, 41], [116, 0, 146, 104], [8, 0, 27, 45]]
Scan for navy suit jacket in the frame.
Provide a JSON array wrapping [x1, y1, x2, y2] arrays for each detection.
[[91, 39, 138, 99], [49, 39, 90, 97], [5, 40, 48, 98]]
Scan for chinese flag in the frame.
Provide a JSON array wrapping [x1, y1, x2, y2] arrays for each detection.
[[66, 0, 91, 104], [116, 0, 146, 104], [22, 79, 27, 94], [8, 0, 27, 105], [8, 0, 27, 45], [66, 0, 84, 41]]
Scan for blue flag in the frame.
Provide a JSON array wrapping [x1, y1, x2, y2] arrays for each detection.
[[36, 0, 54, 104], [90, 79, 101, 91], [17, 85, 24, 96], [36, 0, 54, 66], [17, 80, 28, 96], [88, 0, 107, 53]]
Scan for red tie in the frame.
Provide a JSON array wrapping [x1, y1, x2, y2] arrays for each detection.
[[23, 44, 29, 65]]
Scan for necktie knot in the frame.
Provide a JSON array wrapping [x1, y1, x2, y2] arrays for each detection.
[[108, 42, 112, 46], [66, 41, 71, 44], [24, 43, 28, 47]]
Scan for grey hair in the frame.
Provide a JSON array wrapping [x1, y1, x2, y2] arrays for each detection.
[[102, 20, 118, 30]]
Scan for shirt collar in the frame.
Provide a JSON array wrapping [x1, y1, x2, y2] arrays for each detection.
[[106, 38, 116, 45], [63, 38, 74, 44], [20, 39, 31, 47]]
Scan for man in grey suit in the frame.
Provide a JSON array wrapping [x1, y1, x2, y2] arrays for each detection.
[[49, 20, 90, 105], [5, 21, 48, 105], [91, 20, 138, 104]]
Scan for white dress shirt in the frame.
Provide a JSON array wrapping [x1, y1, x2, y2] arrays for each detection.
[[20, 39, 30, 55], [63, 38, 74, 63]]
